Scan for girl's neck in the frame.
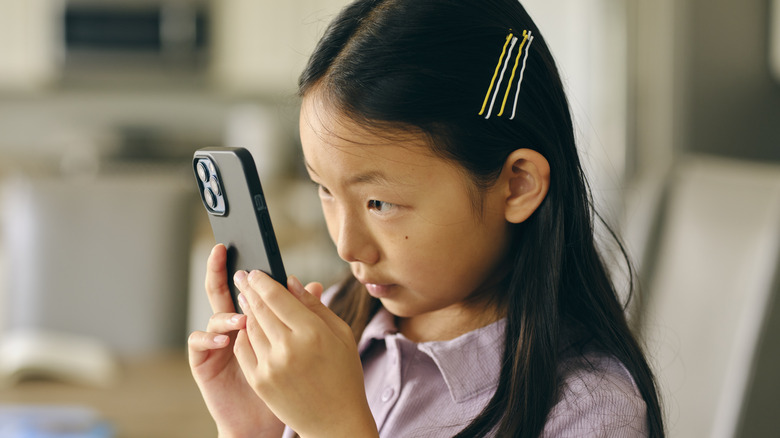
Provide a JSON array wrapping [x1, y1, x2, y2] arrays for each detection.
[[397, 300, 504, 343]]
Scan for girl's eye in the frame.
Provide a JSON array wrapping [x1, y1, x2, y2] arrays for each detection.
[[316, 184, 332, 197], [367, 199, 395, 214]]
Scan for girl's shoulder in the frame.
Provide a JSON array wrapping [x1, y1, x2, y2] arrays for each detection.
[[543, 350, 649, 437]]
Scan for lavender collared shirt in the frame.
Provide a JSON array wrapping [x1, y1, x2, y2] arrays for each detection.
[[283, 303, 648, 437]]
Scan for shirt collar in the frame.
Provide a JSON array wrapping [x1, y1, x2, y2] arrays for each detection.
[[357, 306, 506, 403], [357, 306, 398, 353]]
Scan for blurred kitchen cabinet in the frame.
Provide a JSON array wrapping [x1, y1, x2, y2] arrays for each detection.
[[209, 0, 348, 95]]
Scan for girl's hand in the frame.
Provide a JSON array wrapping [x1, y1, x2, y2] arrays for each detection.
[[233, 270, 379, 438], [188, 244, 284, 438]]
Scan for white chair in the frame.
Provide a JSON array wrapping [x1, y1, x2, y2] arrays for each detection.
[[0, 169, 194, 379], [640, 155, 780, 438]]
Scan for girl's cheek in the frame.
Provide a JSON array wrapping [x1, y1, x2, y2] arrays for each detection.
[[320, 205, 341, 241]]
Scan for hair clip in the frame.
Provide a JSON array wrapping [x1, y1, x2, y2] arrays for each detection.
[[478, 30, 534, 120]]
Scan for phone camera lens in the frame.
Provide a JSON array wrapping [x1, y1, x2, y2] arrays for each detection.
[[204, 187, 217, 209], [197, 161, 210, 183], [209, 177, 221, 195]]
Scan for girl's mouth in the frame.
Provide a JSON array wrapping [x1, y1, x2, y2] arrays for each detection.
[[363, 283, 395, 298]]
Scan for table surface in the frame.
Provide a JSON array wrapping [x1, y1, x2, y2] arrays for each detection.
[[0, 350, 218, 438]]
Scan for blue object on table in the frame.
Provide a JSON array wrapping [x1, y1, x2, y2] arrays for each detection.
[[0, 405, 112, 438]]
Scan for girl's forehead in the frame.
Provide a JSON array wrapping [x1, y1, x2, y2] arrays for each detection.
[[301, 130, 439, 183], [300, 93, 436, 161], [300, 97, 471, 190]]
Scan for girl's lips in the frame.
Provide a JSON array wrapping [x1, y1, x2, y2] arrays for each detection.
[[364, 283, 395, 298]]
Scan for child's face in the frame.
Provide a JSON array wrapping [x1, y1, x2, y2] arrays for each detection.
[[300, 95, 511, 337]]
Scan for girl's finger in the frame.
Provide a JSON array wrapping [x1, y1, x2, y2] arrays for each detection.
[[288, 277, 355, 342], [188, 330, 231, 369], [204, 312, 246, 334], [205, 244, 236, 314], [235, 290, 273, 353], [243, 270, 319, 331], [188, 330, 231, 352], [303, 280, 324, 301], [235, 271, 294, 344], [247, 272, 349, 345], [233, 326, 260, 373]]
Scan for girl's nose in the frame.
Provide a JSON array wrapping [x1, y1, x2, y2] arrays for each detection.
[[336, 214, 379, 265]]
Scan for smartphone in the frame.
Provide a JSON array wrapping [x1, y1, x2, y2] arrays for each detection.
[[193, 147, 286, 313]]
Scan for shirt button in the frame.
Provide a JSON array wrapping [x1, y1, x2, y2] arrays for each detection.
[[381, 387, 395, 402]]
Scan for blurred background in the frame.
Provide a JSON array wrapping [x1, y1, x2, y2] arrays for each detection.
[[0, 0, 777, 436]]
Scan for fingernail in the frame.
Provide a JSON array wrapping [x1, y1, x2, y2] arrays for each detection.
[[248, 270, 260, 282], [234, 270, 247, 284], [288, 275, 305, 297], [214, 335, 229, 346], [238, 293, 248, 310], [230, 314, 243, 324]]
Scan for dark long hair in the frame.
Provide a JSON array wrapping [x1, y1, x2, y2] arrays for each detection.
[[298, 0, 664, 436]]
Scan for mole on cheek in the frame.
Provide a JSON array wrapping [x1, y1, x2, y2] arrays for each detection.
[[405, 236, 409, 240]]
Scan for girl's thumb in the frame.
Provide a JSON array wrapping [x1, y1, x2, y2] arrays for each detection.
[[305, 282, 324, 301]]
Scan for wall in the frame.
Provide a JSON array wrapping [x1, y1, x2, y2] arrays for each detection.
[[0, 0, 61, 91], [685, 0, 780, 162]]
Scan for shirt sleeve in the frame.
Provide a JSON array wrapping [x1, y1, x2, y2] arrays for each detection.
[[542, 354, 649, 438]]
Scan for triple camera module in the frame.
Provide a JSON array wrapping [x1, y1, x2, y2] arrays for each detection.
[[195, 157, 227, 215]]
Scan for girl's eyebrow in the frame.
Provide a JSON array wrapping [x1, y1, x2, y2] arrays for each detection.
[[305, 159, 393, 187]]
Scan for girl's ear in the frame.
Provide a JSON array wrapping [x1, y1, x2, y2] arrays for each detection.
[[500, 149, 550, 224]]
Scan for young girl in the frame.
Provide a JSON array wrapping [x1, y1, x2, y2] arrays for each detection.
[[188, 0, 665, 437]]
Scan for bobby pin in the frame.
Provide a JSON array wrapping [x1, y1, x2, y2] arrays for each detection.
[[478, 30, 534, 120], [510, 31, 534, 120]]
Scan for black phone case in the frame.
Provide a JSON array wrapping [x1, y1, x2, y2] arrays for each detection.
[[193, 147, 286, 313]]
